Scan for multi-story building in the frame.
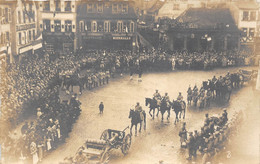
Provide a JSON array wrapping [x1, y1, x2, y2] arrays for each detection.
[[229, 1, 259, 50], [38, 0, 77, 54], [0, 2, 12, 65], [76, 0, 137, 51], [158, 0, 207, 19], [0, 0, 42, 64]]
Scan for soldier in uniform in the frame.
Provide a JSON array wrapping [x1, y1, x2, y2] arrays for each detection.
[[179, 122, 187, 147], [105, 70, 110, 84], [222, 109, 228, 123], [204, 113, 210, 126], [162, 92, 170, 107], [186, 132, 195, 160], [153, 90, 161, 105], [135, 102, 144, 121]]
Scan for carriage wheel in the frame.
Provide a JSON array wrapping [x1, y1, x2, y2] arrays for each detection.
[[100, 151, 110, 164], [121, 134, 132, 155], [100, 130, 109, 141]]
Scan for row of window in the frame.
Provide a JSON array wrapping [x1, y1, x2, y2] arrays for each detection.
[[242, 27, 255, 37], [0, 32, 9, 45], [79, 21, 135, 33], [41, 20, 75, 32], [242, 11, 257, 21], [17, 10, 35, 24], [86, 3, 128, 14], [18, 30, 36, 45], [42, 1, 72, 12], [0, 8, 12, 24]]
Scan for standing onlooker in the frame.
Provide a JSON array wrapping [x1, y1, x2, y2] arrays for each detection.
[[99, 102, 104, 114]]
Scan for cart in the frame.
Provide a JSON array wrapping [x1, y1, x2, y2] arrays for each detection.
[[74, 126, 131, 164]]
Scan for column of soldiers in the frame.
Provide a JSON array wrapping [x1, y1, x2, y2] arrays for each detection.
[[86, 71, 110, 90], [179, 109, 243, 162]]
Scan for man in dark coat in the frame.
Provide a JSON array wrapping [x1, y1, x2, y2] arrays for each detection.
[[99, 102, 104, 114]]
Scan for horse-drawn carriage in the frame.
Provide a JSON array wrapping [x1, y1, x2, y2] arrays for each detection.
[[68, 126, 131, 164]]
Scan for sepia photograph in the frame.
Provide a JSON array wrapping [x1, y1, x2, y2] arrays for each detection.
[[0, 0, 260, 163]]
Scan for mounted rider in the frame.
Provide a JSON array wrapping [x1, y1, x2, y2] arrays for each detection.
[[187, 85, 192, 96], [177, 92, 185, 109], [193, 84, 198, 92], [135, 102, 144, 121], [153, 89, 161, 105], [162, 92, 170, 107]]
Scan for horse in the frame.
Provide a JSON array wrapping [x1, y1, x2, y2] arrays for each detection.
[[159, 99, 171, 122], [145, 98, 160, 119], [172, 100, 186, 124], [192, 91, 199, 107], [62, 74, 85, 94], [128, 109, 146, 136]]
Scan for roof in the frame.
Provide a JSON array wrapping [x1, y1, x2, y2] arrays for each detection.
[[77, 3, 137, 20], [172, 8, 239, 31], [236, 1, 259, 10], [148, 0, 166, 13]]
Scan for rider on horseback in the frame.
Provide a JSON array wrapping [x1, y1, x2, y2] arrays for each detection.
[[162, 92, 170, 107], [187, 86, 192, 95], [153, 90, 161, 105], [193, 85, 198, 92], [177, 92, 185, 109], [135, 102, 144, 121]]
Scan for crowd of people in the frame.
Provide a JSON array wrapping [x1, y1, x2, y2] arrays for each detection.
[[0, 47, 254, 164], [1, 90, 81, 164], [179, 109, 243, 163]]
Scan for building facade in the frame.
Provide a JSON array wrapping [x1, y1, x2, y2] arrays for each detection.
[[0, 0, 42, 64], [38, 0, 77, 54], [76, 0, 138, 51], [229, 1, 259, 50], [163, 8, 241, 52], [0, 2, 12, 65]]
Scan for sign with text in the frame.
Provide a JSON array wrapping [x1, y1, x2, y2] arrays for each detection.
[[112, 36, 131, 40]]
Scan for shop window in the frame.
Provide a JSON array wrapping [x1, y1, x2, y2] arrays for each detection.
[[117, 21, 123, 33], [249, 28, 255, 37], [54, 20, 61, 32], [65, 20, 72, 32], [80, 21, 84, 32], [43, 19, 51, 31], [91, 21, 97, 32], [104, 21, 110, 32], [130, 22, 134, 33]]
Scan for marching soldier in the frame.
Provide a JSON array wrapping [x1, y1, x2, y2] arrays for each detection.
[[179, 122, 187, 148]]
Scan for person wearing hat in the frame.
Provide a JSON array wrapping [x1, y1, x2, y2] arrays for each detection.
[[186, 132, 195, 160], [37, 108, 43, 120], [153, 90, 161, 100], [204, 113, 210, 126], [179, 122, 187, 147], [222, 109, 228, 124], [99, 102, 104, 114]]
